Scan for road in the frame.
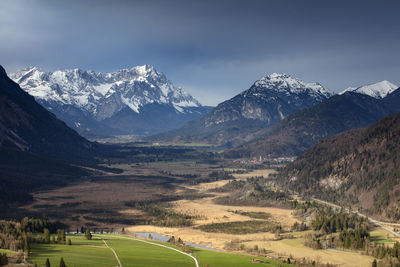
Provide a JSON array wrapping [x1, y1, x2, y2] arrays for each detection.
[[312, 198, 400, 239]]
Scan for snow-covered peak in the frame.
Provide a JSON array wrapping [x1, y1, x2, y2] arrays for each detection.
[[253, 73, 333, 98], [10, 65, 202, 117], [133, 64, 156, 76], [340, 80, 398, 99]]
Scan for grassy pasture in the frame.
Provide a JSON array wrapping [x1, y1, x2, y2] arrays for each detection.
[[28, 234, 287, 267], [29, 235, 116, 267], [192, 248, 290, 267]]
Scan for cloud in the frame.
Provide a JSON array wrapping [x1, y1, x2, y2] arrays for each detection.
[[1, 0, 399, 105]]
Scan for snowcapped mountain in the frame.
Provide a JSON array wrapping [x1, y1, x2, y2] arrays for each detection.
[[10, 65, 210, 137], [203, 73, 333, 127], [340, 80, 398, 99], [152, 73, 333, 146]]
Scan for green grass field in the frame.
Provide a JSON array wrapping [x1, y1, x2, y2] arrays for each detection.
[[370, 228, 399, 245], [0, 248, 16, 256], [29, 234, 288, 267], [193, 248, 290, 267], [29, 235, 117, 267]]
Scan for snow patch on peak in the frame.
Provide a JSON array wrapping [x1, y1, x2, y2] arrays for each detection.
[[133, 64, 155, 76], [340, 80, 398, 99], [254, 73, 332, 97]]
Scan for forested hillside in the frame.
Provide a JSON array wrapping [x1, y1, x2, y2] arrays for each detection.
[[279, 112, 400, 219]]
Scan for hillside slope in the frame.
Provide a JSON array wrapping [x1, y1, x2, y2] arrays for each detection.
[[0, 65, 95, 205], [226, 89, 400, 159], [279, 112, 400, 219], [0, 66, 95, 159]]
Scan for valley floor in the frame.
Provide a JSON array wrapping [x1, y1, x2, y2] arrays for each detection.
[[17, 161, 400, 266]]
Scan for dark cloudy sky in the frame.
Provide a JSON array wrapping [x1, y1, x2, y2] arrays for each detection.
[[1, 0, 399, 105]]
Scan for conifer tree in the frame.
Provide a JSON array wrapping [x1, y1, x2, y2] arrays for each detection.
[[45, 258, 51, 267], [0, 253, 8, 266], [59, 257, 66, 267], [44, 228, 50, 244], [22, 232, 30, 252], [85, 229, 92, 240], [61, 229, 66, 242]]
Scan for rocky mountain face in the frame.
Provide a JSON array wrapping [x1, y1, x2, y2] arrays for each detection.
[[151, 73, 332, 146], [10, 65, 211, 137], [278, 112, 400, 220], [225, 88, 400, 159]]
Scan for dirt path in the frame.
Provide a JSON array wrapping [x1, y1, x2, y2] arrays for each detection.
[[102, 239, 122, 267]]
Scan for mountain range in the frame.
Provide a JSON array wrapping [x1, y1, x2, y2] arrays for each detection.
[[279, 112, 400, 219], [9, 65, 399, 160], [10, 65, 211, 138], [151, 73, 333, 147]]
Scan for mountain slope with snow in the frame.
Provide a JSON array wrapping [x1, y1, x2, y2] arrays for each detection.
[[151, 73, 333, 146], [10, 65, 210, 137], [340, 80, 398, 99]]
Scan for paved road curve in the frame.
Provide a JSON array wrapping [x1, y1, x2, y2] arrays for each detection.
[[312, 198, 400, 239]]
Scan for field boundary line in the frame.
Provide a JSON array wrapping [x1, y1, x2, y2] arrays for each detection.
[[117, 235, 199, 267], [102, 239, 123, 267]]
